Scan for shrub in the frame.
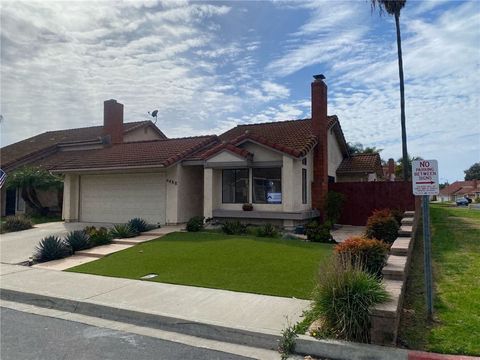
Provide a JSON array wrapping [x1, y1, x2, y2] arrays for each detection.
[[324, 191, 346, 225], [335, 236, 389, 277], [390, 208, 405, 225], [306, 221, 336, 243], [2, 215, 33, 232], [313, 257, 390, 342], [222, 220, 246, 235], [65, 230, 92, 252], [365, 209, 399, 244], [85, 226, 112, 246], [186, 216, 204, 232], [242, 203, 253, 211], [34, 236, 71, 263], [127, 218, 155, 233], [256, 223, 278, 237], [110, 224, 138, 238]]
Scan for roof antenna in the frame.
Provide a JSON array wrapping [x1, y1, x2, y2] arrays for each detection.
[[148, 110, 158, 124]]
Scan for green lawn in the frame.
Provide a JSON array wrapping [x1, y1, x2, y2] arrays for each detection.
[[399, 204, 480, 356], [67, 232, 332, 299]]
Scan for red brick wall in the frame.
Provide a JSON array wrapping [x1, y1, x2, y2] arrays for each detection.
[[329, 181, 417, 225], [311, 77, 328, 213], [103, 99, 124, 144]]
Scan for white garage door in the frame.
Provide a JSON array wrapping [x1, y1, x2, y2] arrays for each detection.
[[79, 173, 166, 225]]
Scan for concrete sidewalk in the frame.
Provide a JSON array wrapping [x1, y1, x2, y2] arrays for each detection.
[[0, 263, 307, 337], [2, 264, 475, 360]]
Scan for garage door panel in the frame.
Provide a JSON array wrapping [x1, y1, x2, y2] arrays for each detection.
[[79, 173, 165, 224]]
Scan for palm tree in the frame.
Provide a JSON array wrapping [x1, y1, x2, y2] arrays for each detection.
[[371, 0, 409, 180]]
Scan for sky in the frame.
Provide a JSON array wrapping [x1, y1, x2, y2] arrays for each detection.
[[1, 0, 479, 182]]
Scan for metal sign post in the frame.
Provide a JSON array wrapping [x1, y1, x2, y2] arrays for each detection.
[[422, 194, 433, 319], [412, 160, 439, 320]]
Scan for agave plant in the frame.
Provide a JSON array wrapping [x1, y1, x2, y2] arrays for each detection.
[[127, 218, 155, 233], [110, 224, 138, 238], [34, 236, 71, 263], [64, 230, 91, 252]]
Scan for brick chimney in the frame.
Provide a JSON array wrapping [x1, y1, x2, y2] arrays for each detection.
[[103, 99, 124, 144], [388, 158, 395, 181], [311, 75, 328, 213]]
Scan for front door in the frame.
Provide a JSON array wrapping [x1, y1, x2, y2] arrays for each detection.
[[5, 189, 16, 216]]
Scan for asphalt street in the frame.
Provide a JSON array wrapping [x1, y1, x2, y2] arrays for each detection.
[[0, 307, 254, 360]]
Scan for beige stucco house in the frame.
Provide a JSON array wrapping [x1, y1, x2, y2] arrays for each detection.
[[1, 76, 377, 227]]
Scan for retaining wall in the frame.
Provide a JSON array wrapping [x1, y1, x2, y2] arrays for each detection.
[[370, 205, 421, 345]]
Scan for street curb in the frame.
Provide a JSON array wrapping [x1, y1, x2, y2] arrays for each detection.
[[0, 288, 280, 350], [295, 335, 408, 360], [1, 288, 413, 360]]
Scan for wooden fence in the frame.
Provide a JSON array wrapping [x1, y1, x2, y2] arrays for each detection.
[[329, 181, 417, 226]]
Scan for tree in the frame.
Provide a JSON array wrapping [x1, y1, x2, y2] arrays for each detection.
[[6, 167, 63, 216], [371, 0, 409, 181], [464, 162, 480, 180], [347, 142, 383, 154], [395, 154, 421, 180], [439, 182, 449, 190]]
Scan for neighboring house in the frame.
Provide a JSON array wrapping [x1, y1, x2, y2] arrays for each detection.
[[336, 153, 384, 182], [0, 111, 166, 216], [0, 76, 376, 227], [438, 180, 480, 202], [382, 158, 396, 181]]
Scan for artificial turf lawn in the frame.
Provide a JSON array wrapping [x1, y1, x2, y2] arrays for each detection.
[[398, 204, 480, 356], [67, 232, 333, 299]]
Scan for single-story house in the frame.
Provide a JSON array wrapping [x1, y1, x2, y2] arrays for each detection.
[[1, 75, 379, 227], [438, 180, 480, 202], [336, 153, 384, 182]]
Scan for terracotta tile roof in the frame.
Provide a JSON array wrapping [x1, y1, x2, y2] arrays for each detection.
[[187, 116, 349, 160], [36, 136, 216, 171], [219, 118, 316, 157], [337, 153, 383, 175], [1, 121, 165, 170], [202, 143, 253, 160], [440, 180, 480, 196]]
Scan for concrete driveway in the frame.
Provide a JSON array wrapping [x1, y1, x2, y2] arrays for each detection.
[[0, 222, 112, 265]]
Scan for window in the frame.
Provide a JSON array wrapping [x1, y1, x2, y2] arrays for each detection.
[[222, 169, 249, 203], [253, 168, 282, 204], [302, 168, 307, 204], [302, 157, 307, 166]]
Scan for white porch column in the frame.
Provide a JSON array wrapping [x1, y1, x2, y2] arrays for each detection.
[[204, 168, 213, 219], [282, 155, 294, 212], [63, 174, 80, 222]]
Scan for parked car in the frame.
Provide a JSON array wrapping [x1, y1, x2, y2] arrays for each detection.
[[456, 197, 469, 206]]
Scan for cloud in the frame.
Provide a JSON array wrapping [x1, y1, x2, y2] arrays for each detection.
[[1, 0, 478, 182]]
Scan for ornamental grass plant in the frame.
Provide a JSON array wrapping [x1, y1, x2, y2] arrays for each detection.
[[312, 255, 390, 342]]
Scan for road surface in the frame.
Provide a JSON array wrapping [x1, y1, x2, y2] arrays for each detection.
[[0, 307, 254, 360]]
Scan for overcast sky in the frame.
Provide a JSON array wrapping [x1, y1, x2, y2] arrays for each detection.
[[1, 0, 479, 182]]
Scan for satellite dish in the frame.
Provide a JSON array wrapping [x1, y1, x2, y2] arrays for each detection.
[[148, 109, 159, 124]]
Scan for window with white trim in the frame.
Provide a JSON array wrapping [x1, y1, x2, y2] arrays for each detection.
[[252, 168, 282, 204], [222, 169, 249, 203]]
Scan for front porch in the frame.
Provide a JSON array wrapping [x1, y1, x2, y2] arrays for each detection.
[[212, 208, 319, 228]]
